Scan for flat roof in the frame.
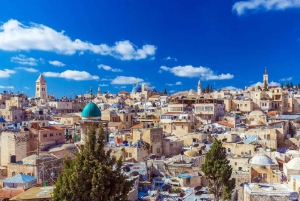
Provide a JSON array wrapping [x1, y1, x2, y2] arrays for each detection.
[[10, 186, 54, 200], [244, 183, 298, 197]]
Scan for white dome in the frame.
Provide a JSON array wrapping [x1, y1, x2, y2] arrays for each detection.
[[249, 155, 274, 166], [286, 157, 300, 170]]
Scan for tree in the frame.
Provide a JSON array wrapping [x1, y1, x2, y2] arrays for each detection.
[[52, 123, 134, 201], [206, 84, 210, 93], [263, 80, 268, 91], [201, 138, 235, 201], [163, 88, 167, 95]]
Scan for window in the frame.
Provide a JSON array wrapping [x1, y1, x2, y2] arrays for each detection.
[[263, 173, 267, 179], [43, 134, 47, 138], [12, 171, 16, 176], [59, 133, 62, 136], [157, 148, 160, 153], [50, 134, 54, 137], [34, 134, 38, 138], [258, 173, 262, 178], [129, 153, 132, 158], [238, 167, 242, 171], [186, 178, 191, 185], [235, 162, 237, 166]]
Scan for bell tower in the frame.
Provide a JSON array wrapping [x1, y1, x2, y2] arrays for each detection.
[[35, 74, 47, 99], [263, 67, 268, 85]]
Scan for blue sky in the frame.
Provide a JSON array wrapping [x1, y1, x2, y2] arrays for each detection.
[[0, 0, 300, 98]]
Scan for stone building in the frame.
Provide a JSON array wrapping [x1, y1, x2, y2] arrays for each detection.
[[0, 130, 29, 166], [132, 123, 163, 156]]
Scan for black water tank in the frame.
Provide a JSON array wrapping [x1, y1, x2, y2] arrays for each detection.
[[10, 155, 16, 163]]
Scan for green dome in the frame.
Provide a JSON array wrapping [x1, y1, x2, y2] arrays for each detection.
[[81, 102, 101, 118]]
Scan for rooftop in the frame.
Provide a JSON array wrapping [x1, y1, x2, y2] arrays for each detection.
[[244, 183, 298, 197]]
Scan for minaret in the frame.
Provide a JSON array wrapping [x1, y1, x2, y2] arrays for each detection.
[[35, 74, 47, 99], [97, 86, 101, 96], [197, 80, 202, 95], [263, 67, 268, 84]]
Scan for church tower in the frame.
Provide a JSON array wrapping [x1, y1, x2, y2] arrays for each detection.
[[263, 67, 269, 91], [35, 74, 47, 99], [197, 80, 202, 95], [263, 67, 268, 84], [97, 86, 101, 96]]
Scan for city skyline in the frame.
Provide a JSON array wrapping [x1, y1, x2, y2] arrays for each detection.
[[1, 0, 300, 98]]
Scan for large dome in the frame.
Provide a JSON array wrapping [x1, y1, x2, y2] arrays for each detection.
[[286, 157, 300, 170], [132, 85, 142, 93], [81, 102, 101, 118], [249, 155, 274, 166]]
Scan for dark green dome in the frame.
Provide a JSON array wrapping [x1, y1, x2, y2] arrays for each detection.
[[81, 102, 101, 118]]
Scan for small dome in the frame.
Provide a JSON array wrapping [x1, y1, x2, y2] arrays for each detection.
[[249, 155, 274, 166], [188, 89, 195, 96], [286, 157, 300, 170], [81, 102, 101, 118]]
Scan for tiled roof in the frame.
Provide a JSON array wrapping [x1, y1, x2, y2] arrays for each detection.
[[0, 188, 24, 199], [131, 123, 143, 129], [217, 121, 234, 128], [50, 149, 76, 159]]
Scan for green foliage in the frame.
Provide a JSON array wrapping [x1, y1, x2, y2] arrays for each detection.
[[264, 80, 268, 91], [163, 88, 167, 95], [171, 187, 181, 193], [201, 138, 235, 201], [52, 123, 134, 201]]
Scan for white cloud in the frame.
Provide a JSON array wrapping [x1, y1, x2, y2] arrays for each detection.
[[0, 69, 16, 78], [0, 19, 156, 60], [24, 86, 30, 89], [160, 65, 234, 80], [251, 81, 280, 87], [164, 56, 177, 61], [0, 85, 14, 89], [222, 86, 238, 90], [100, 78, 111, 81], [98, 64, 122, 72], [15, 67, 38, 73], [111, 76, 144, 85], [43, 70, 99, 81], [120, 86, 126, 89], [169, 90, 176, 94], [11, 54, 38, 66], [166, 81, 182, 86], [279, 77, 293, 82], [49, 60, 65, 67], [269, 81, 280, 86], [232, 0, 300, 15], [98, 84, 108, 87]]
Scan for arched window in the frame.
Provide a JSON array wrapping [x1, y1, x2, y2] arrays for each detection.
[[27, 173, 31, 176], [12, 171, 16, 176]]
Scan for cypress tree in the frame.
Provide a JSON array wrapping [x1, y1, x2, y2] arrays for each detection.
[[52, 123, 134, 201], [206, 84, 210, 93], [201, 138, 235, 201], [163, 88, 167, 95]]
